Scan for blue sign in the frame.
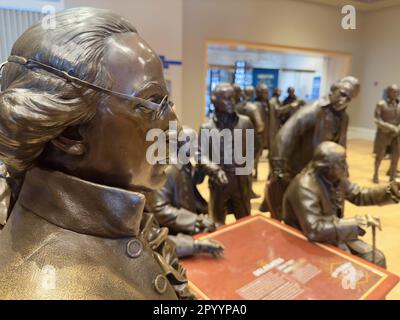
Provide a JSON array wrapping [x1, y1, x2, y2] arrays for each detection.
[[311, 76, 321, 100], [252, 68, 279, 93], [159, 55, 182, 69]]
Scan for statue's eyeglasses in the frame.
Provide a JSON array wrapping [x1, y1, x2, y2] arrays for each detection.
[[0, 55, 173, 113]]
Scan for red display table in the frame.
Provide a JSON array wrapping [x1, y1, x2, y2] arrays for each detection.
[[182, 214, 399, 300]]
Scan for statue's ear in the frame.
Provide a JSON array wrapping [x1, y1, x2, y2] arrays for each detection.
[[50, 134, 86, 156]]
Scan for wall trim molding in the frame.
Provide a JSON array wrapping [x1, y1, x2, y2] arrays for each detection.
[[348, 126, 375, 141]]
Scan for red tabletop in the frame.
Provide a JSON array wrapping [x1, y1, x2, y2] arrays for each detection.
[[182, 214, 399, 300]]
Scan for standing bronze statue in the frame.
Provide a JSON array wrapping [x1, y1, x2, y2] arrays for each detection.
[[373, 84, 400, 183], [243, 85, 256, 103], [262, 76, 360, 220], [282, 86, 298, 106], [234, 84, 264, 155], [233, 84, 262, 197], [267, 88, 305, 151], [0, 7, 192, 299], [254, 84, 270, 149], [253, 83, 270, 179], [268, 88, 283, 151], [199, 83, 253, 226], [283, 142, 400, 268]]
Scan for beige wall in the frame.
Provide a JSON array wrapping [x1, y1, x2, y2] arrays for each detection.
[[64, 0, 184, 119], [61, 0, 399, 133], [182, 0, 366, 130], [354, 6, 400, 129]]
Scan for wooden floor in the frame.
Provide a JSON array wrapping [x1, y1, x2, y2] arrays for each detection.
[[197, 139, 400, 300]]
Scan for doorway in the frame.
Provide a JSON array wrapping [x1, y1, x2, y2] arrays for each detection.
[[204, 40, 352, 116]]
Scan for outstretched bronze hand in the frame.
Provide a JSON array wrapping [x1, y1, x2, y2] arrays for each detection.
[[194, 239, 225, 258]]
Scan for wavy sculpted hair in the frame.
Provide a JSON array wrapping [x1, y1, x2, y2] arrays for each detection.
[[0, 7, 137, 174]]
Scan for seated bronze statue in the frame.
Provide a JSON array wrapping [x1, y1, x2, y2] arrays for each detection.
[[0, 7, 192, 300], [146, 130, 224, 258], [262, 76, 360, 220], [283, 141, 400, 268]]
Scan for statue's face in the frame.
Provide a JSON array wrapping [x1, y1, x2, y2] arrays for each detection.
[[388, 87, 399, 101], [244, 87, 255, 101], [257, 86, 269, 101], [212, 84, 235, 114], [74, 33, 177, 192], [329, 153, 349, 182], [329, 84, 352, 111]]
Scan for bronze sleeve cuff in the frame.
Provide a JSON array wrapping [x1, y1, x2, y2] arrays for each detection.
[[334, 218, 360, 243]]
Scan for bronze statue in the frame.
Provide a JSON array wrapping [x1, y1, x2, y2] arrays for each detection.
[[146, 162, 210, 235], [233, 84, 262, 198], [234, 84, 264, 155], [280, 87, 306, 125], [254, 84, 270, 145], [282, 86, 298, 106], [0, 7, 193, 299], [146, 161, 224, 258], [199, 83, 253, 226], [146, 128, 224, 258], [373, 84, 400, 183], [267, 88, 304, 152], [283, 141, 400, 268], [268, 88, 283, 151], [243, 85, 256, 103], [262, 76, 360, 220], [253, 83, 270, 179]]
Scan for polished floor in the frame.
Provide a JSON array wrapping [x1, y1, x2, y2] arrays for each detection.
[[197, 139, 400, 300]]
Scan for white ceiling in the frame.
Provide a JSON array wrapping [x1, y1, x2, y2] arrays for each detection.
[[296, 0, 400, 11]]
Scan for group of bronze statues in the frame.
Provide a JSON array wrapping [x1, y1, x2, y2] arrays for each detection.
[[0, 7, 398, 300]]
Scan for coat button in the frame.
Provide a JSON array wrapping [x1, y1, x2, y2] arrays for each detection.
[[153, 274, 168, 294], [126, 239, 143, 258]]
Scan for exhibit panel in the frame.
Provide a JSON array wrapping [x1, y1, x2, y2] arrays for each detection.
[[183, 215, 399, 300]]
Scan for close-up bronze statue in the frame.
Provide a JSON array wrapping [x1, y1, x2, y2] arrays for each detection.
[[0, 7, 192, 300], [283, 141, 400, 268], [199, 83, 253, 226], [262, 76, 360, 220], [373, 84, 400, 184]]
